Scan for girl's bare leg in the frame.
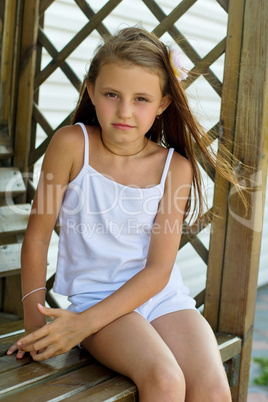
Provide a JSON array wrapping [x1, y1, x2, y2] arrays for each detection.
[[151, 310, 232, 402], [82, 311, 185, 402]]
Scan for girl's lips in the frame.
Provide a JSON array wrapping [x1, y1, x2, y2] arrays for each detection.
[[112, 123, 134, 130]]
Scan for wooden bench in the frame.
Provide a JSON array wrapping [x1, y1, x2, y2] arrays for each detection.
[[0, 320, 241, 400]]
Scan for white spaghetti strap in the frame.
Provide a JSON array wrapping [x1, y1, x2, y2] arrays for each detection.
[[75, 122, 89, 166], [160, 148, 174, 186]]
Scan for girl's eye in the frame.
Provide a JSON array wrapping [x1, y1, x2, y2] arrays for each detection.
[[105, 92, 118, 99], [135, 97, 148, 102]]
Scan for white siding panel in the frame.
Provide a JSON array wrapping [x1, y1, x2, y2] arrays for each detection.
[[37, 0, 267, 302]]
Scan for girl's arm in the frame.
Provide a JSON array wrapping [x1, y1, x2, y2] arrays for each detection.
[[15, 152, 193, 361], [7, 125, 79, 357]]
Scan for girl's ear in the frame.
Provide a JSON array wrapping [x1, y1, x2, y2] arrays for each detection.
[[85, 80, 95, 105], [157, 95, 171, 116]]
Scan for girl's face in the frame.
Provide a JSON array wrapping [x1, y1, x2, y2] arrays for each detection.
[[87, 63, 170, 145]]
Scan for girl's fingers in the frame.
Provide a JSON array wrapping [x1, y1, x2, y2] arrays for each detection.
[[16, 349, 26, 359], [21, 337, 49, 353], [6, 343, 19, 355], [17, 325, 49, 348], [31, 346, 60, 361], [6, 343, 26, 359]]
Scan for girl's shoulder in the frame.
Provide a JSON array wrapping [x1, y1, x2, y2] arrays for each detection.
[[48, 124, 95, 160], [169, 149, 193, 185], [50, 124, 88, 148]]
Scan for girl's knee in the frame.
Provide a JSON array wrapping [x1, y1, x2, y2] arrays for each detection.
[[207, 380, 231, 402], [187, 374, 231, 402], [138, 362, 185, 401]]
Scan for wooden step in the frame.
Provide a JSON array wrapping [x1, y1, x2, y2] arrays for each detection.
[[0, 130, 13, 160], [216, 333, 242, 362], [0, 243, 21, 278], [0, 204, 30, 238], [0, 168, 26, 198]]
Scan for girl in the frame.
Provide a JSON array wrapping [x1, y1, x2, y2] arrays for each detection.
[[8, 27, 234, 401]]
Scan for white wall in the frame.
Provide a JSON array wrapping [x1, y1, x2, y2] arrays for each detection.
[[35, 0, 267, 306]]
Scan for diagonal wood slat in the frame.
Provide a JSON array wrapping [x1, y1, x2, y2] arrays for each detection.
[[184, 38, 226, 90], [153, 0, 198, 38], [29, 109, 74, 168], [32, 102, 54, 137], [190, 237, 209, 264], [142, 0, 223, 97], [216, 0, 229, 13], [75, 0, 111, 37], [39, 0, 55, 17], [194, 289, 206, 308], [38, 27, 82, 92], [179, 209, 212, 249], [34, 0, 123, 91]]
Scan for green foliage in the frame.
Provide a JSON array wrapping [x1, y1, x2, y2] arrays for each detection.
[[253, 357, 268, 386]]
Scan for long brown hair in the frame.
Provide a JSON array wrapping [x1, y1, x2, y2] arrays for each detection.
[[72, 27, 243, 223]]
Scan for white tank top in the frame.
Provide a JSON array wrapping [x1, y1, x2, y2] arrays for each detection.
[[53, 122, 174, 296]]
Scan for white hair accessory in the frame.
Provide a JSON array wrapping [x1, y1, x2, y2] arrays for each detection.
[[169, 47, 188, 82]]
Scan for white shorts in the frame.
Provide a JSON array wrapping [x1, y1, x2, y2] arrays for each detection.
[[67, 265, 197, 323]]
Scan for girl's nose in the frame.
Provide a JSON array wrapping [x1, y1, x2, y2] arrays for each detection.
[[116, 100, 132, 119]]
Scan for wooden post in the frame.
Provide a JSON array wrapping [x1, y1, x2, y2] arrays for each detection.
[[204, 0, 246, 330], [0, 0, 18, 127], [219, 0, 268, 399], [206, 0, 268, 400], [13, 0, 40, 175]]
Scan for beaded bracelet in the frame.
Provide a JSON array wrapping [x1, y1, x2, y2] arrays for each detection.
[[21, 287, 47, 302]]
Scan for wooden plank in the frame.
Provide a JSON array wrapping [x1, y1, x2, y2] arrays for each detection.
[[218, 0, 268, 398], [0, 320, 24, 337], [204, 0, 246, 330], [0, 0, 17, 126], [0, 204, 30, 238], [0, 353, 32, 374], [65, 376, 137, 402], [219, 0, 267, 343], [34, 0, 123, 91], [0, 348, 92, 396], [0, 128, 13, 160], [0, 332, 24, 356], [0, 243, 21, 277], [8, 0, 24, 143], [216, 333, 242, 362], [0, 168, 26, 197], [13, 0, 40, 175], [2, 364, 114, 401]]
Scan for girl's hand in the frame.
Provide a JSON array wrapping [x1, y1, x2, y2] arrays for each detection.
[[14, 304, 86, 361], [6, 328, 45, 359]]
